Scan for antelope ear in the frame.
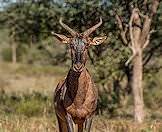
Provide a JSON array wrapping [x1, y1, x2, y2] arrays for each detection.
[[52, 32, 70, 44], [90, 36, 107, 45]]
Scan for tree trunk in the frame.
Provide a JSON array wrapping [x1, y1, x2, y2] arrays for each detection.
[[132, 49, 144, 123], [115, 0, 160, 123], [11, 42, 17, 64], [30, 35, 33, 48]]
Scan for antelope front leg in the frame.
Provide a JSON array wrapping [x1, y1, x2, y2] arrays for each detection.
[[74, 123, 83, 132], [65, 114, 74, 132], [85, 116, 93, 132]]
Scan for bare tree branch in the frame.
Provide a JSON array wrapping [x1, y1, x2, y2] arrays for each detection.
[[143, 52, 153, 66], [140, 16, 151, 45], [125, 8, 141, 66], [142, 0, 149, 11], [121, 27, 128, 45], [115, 13, 128, 45], [115, 13, 123, 31], [128, 44, 136, 55], [129, 8, 138, 48], [138, 12, 147, 19], [143, 0, 148, 5], [142, 37, 150, 49], [125, 43, 137, 66], [140, 0, 160, 46], [142, 30, 156, 49], [125, 52, 137, 66], [150, 0, 160, 18]]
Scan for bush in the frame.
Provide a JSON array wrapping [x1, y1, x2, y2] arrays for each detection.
[[16, 99, 45, 117], [1, 47, 12, 62], [0, 91, 53, 117], [97, 91, 118, 116]]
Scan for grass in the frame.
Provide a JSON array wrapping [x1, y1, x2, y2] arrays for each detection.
[[0, 115, 57, 132], [0, 62, 68, 76], [0, 91, 162, 132], [0, 90, 53, 117], [0, 62, 162, 132], [0, 115, 162, 132], [0, 62, 68, 94]]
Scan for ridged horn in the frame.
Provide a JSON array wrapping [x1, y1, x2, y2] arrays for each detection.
[[83, 17, 102, 37], [59, 18, 77, 36]]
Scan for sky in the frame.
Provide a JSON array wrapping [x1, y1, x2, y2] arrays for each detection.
[[0, 0, 16, 10]]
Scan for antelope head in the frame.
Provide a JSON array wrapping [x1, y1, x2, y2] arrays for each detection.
[[52, 18, 107, 72]]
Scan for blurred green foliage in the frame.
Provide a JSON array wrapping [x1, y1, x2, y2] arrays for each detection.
[[0, 0, 161, 117], [0, 90, 52, 117], [1, 47, 12, 61]]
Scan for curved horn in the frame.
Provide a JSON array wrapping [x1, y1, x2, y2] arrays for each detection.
[[83, 17, 102, 37], [59, 18, 77, 36]]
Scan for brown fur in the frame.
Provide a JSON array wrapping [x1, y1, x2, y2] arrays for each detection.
[[54, 68, 98, 131], [53, 18, 106, 132]]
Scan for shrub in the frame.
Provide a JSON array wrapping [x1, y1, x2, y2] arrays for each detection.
[[1, 47, 12, 62], [16, 99, 45, 117], [0, 91, 53, 117]]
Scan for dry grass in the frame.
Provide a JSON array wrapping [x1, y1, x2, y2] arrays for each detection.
[[0, 115, 162, 132], [0, 62, 162, 132], [0, 62, 67, 94], [0, 115, 57, 132], [92, 117, 162, 132]]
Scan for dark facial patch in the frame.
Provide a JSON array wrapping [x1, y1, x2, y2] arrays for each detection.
[[70, 37, 88, 66], [72, 38, 85, 53]]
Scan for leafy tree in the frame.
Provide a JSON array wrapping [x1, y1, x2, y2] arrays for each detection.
[[1, 0, 63, 63], [114, 0, 161, 122]]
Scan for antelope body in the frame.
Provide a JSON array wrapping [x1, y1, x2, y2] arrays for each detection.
[[53, 18, 106, 132]]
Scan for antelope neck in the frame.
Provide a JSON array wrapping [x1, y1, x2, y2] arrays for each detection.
[[66, 68, 86, 85], [66, 68, 89, 98]]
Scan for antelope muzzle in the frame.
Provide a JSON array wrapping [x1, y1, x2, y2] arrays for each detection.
[[73, 62, 85, 72]]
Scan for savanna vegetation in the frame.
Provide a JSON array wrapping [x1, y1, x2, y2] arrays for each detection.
[[0, 0, 162, 131]]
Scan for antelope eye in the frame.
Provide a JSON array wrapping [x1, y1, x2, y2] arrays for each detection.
[[85, 44, 89, 48]]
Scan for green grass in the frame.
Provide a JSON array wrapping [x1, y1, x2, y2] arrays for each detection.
[[0, 91, 53, 117]]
